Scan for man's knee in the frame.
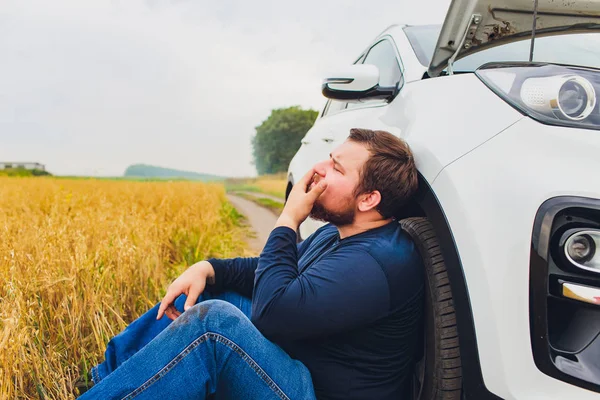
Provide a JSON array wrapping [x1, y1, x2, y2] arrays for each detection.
[[173, 291, 210, 312], [190, 299, 241, 318], [176, 299, 248, 333]]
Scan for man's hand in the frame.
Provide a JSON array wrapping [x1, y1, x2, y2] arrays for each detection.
[[156, 260, 216, 321], [277, 167, 328, 230]]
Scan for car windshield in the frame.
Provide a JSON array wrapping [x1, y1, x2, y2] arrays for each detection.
[[404, 25, 600, 72]]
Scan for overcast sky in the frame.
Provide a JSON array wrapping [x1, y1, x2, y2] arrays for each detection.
[[0, 0, 449, 177]]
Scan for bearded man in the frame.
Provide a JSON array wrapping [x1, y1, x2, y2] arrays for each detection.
[[78, 128, 424, 400]]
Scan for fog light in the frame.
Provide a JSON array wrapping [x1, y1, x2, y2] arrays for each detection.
[[567, 234, 595, 262], [564, 230, 600, 273]]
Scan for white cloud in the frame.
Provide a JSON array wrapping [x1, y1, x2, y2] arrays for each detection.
[[0, 0, 449, 177]]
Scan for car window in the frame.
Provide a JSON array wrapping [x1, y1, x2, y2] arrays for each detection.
[[347, 39, 402, 110], [362, 39, 402, 87], [322, 100, 347, 117]]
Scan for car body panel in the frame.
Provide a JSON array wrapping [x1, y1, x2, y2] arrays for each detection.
[[432, 117, 600, 398], [289, 71, 523, 238]]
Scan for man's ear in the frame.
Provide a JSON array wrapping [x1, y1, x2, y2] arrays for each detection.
[[357, 190, 381, 212]]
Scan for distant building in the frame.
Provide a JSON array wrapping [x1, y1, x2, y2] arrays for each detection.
[[0, 162, 46, 171]]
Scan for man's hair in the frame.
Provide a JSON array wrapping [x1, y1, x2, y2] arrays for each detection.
[[348, 128, 418, 219]]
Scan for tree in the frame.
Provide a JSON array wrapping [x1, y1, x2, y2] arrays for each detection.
[[252, 106, 318, 175]]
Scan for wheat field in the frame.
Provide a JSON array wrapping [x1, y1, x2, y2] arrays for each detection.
[[0, 177, 249, 399]]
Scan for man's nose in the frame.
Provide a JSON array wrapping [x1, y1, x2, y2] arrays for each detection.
[[313, 160, 329, 176]]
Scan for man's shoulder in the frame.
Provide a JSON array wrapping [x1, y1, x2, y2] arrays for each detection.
[[309, 222, 422, 270], [364, 225, 425, 306], [365, 222, 418, 263], [352, 224, 423, 279], [348, 223, 411, 258]]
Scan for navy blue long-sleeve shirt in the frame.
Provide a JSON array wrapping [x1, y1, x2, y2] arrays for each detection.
[[207, 221, 424, 400]]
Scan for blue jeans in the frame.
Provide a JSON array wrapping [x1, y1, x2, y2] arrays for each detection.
[[81, 292, 316, 400]]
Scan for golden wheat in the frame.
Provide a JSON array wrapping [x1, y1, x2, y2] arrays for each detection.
[[0, 177, 249, 399]]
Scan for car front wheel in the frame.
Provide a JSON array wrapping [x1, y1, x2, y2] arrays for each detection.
[[400, 217, 463, 400]]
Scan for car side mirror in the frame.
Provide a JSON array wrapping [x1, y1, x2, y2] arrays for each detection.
[[321, 64, 397, 102]]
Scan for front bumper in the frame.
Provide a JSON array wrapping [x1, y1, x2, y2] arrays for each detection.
[[431, 116, 600, 399], [530, 196, 600, 392]]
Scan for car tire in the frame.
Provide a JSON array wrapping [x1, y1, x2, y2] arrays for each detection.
[[400, 217, 462, 400]]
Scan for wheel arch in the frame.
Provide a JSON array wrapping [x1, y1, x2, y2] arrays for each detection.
[[411, 173, 502, 400]]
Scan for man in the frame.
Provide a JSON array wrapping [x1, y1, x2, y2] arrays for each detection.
[[79, 128, 424, 400]]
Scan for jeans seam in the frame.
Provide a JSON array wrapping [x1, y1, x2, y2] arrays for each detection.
[[91, 365, 100, 385], [120, 332, 291, 400]]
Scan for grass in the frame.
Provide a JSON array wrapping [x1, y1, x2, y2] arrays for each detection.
[[0, 168, 50, 177], [235, 192, 284, 215], [0, 177, 250, 399], [224, 173, 287, 199]]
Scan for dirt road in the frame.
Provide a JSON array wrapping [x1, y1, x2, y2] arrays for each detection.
[[226, 194, 278, 254]]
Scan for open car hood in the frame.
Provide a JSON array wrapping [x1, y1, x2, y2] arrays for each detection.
[[428, 0, 600, 76]]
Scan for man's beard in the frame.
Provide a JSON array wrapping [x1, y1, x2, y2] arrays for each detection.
[[309, 199, 355, 227]]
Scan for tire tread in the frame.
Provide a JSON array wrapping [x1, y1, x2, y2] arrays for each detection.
[[400, 217, 462, 400]]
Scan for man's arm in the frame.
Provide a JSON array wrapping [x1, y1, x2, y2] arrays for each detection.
[[250, 226, 390, 341], [205, 257, 259, 298], [205, 236, 316, 298], [156, 228, 314, 320]]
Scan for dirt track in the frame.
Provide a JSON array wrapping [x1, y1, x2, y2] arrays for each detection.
[[226, 194, 278, 254]]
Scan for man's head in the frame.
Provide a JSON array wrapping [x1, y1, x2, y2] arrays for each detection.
[[308, 128, 418, 226]]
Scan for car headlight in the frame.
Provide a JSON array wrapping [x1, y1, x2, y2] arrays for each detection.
[[563, 229, 600, 273], [521, 75, 596, 121], [476, 63, 600, 130]]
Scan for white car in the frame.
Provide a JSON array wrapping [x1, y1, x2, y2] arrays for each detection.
[[286, 0, 600, 399]]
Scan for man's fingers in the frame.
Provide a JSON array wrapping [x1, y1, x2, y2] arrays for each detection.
[[184, 282, 205, 311], [167, 304, 182, 320], [299, 167, 317, 186], [156, 289, 178, 320], [170, 305, 182, 317], [307, 180, 328, 200], [165, 306, 177, 321]]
